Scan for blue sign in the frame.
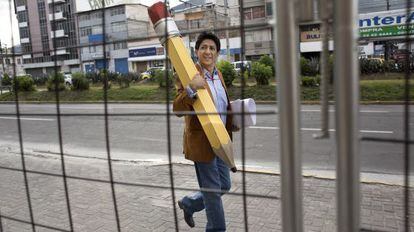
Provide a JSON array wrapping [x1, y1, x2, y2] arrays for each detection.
[[89, 34, 104, 43], [220, 48, 241, 55], [129, 47, 157, 58]]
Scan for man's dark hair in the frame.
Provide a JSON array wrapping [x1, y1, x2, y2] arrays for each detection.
[[195, 31, 221, 52]]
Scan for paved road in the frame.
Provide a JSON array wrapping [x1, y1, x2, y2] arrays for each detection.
[[0, 103, 412, 178], [0, 150, 412, 232]]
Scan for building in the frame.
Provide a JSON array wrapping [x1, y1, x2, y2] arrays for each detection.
[[243, 0, 274, 61], [0, 45, 25, 77], [171, 0, 242, 62], [77, 3, 149, 74], [14, 0, 80, 77]]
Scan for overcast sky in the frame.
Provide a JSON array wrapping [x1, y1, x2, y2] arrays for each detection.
[[0, 0, 181, 48]]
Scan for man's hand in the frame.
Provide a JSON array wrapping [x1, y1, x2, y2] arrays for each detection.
[[231, 124, 240, 132], [189, 73, 205, 91]]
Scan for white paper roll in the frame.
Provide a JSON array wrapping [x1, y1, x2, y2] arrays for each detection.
[[230, 98, 256, 128]]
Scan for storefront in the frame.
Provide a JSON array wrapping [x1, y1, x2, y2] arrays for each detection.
[[300, 8, 414, 58], [128, 45, 167, 73]]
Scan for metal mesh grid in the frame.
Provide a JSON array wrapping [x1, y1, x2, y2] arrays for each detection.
[[0, 0, 411, 231]]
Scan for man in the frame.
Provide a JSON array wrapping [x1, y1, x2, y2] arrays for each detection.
[[173, 31, 234, 231]]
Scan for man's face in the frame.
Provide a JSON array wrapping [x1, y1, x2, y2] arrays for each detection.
[[196, 39, 218, 69]]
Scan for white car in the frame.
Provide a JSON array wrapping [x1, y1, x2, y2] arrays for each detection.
[[63, 73, 72, 86]]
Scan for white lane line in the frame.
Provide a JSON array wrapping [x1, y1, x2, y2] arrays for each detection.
[[249, 126, 393, 134], [0, 116, 55, 121], [301, 109, 389, 113]]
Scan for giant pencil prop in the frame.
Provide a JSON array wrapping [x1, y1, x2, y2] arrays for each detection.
[[148, 2, 237, 172]]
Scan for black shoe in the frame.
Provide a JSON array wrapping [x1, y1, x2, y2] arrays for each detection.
[[178, 200, 195, 228]]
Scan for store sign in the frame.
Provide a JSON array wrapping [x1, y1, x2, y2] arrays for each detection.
[[300, 30, 322, 42], [301, 9, 414, 42], [359, 9, 414, 38], [76, 0, 140, 12], [129, 47, 165, 58]]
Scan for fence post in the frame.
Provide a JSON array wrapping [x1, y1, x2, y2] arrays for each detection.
[[274, 0, 304, 231], [334, 0, 360, 231]]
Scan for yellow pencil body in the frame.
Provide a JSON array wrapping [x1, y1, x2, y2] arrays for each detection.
[[167, 37, 236, 170]]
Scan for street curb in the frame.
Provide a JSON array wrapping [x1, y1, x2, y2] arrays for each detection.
[[6, 149, 411, 187]]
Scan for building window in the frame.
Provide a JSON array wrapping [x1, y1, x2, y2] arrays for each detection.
[[17, 58, 21, 64], [15, 0, 26, 6], [252, 6, 265, 19], [17, 11, 27, 22], [266, 2, 273, 16], [111, 7, 125, 16], [92, 25, 103, 34], [79, 14, 90, 21], [19, 27, 29, 38], [80, 27, 92, 37], [113, 41, 127, 50], [5, 59, 10, 65], [91, 11, 103, 19], [111, 22, 126, 33], [244, 6, 266, 20], [244, 10, 252, 20], [190, 19, 201, 29]]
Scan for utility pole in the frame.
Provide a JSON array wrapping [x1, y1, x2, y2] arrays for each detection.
[[0, 40, 4, 91], [0, 40, 5, 75], [384, 0, 391, 60], [224, 0, 230, 61]]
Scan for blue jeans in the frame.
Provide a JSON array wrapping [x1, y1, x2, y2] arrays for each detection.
[[180, 156, 231, 232]]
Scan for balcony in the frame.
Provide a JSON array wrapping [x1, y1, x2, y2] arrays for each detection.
[[21, 38, 30, 43], [48, 0, 65, 4], [16, 5, 25, 12], [22, 54, 32, 59], [50, 29, 68, 38], [51, 48, 68, 56], [19, 22, 28, 28], [49, 12, 66, 21]]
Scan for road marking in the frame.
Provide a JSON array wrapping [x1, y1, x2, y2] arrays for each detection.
[[0, 116, 55, 121], [301, 109, 389, 113], [249, 126, 393, 134]]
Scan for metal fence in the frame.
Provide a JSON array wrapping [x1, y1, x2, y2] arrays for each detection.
[[0, 0, 412, 231]]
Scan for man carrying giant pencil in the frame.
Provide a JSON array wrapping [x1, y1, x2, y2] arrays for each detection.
[[173, 32, 236, 231]]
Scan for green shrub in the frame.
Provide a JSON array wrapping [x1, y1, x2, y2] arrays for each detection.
[[359, 58, 384, 74], [258, 55, 275, 75], [251, 62, 272, 85], [217, 60, 236, 87], [1, 73, 12, 86], [383, 60, 398, 72], [106, 71, 119, 82], [71, 72, 89, 91], [154, 69, 174, 88], [85, 72, 101, 84], [301, 76, 321, 87], [13, 75, 35, 92], [32, 74, 48, 86], [47, 73, 66, 91], [116, 73, 132, 88], [300, 57, 319, 76]]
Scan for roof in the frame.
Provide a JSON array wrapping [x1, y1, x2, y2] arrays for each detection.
[[171, 0, 208, 12]]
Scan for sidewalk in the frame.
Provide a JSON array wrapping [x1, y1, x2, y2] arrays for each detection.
[[0, 150, 412, 232]]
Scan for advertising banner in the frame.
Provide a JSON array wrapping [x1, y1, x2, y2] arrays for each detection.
[[76, 0, 141, 13], [359, 8, 414, 38]]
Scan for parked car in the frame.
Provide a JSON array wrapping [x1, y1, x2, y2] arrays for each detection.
[[232, 61, 251, 73], [63, 72, 72, 86], [140, 67, 165, 79]]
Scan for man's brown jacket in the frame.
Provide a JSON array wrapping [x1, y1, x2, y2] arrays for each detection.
[[173, 64, 233, 162]]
